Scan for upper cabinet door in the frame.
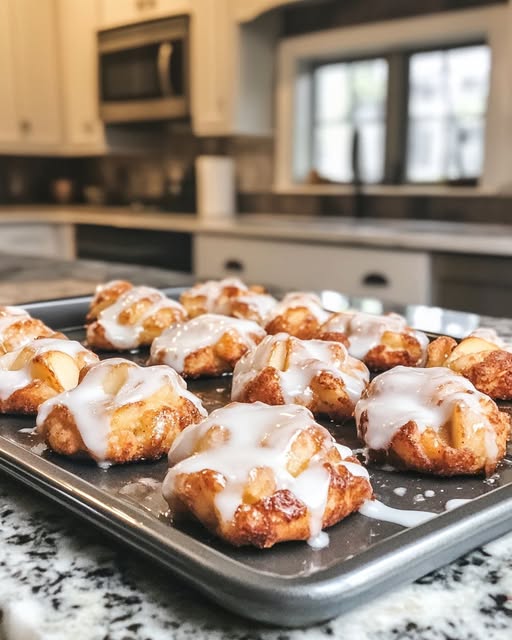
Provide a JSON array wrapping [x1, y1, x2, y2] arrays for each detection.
[[0, 1, 20, 144], [99, 0, 192, 29], [232, 0, 306, 23], [57, 0, 106, 150], [10, 0, 62, 146]]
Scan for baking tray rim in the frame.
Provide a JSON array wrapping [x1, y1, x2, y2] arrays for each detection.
[[0, 291, 511, 626]]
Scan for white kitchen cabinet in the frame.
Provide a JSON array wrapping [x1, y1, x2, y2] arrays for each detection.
[[0, 0, 105, 155], [0, 2, 20, 145], [0, 224, 75, 260], [98, 0, 191, 28], [57, 0, 106, 152], [9, 0, 63, 147], [232, 0, 310, 23], [194, 234, 432, 305], [191, 0, 278, 135]]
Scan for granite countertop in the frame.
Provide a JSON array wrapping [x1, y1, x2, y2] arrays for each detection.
[[0, 254, 511, 639], [1, 204, 512, 257]]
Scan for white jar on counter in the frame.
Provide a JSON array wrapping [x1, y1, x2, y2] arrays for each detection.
[[195, 155, 236, 219]]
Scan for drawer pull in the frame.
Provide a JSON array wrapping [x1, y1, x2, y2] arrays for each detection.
[[362, 272, 389, 287], [224, 259, 244, 273]]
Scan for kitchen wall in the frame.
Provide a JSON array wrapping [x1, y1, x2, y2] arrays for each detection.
[[1, 0, 510, 224]]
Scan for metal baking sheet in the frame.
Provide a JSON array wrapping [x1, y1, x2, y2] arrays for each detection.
[[0, 294, 511, 627]]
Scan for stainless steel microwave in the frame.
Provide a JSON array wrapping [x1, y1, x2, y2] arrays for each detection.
[[98, 17, 189, 123]]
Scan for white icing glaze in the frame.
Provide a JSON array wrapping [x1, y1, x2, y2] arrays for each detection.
[[36, 358, 206, 463], [163, 402, 370, 545], [268, 292, 331, 325], [186, 278, 249, 314], [232, 293, 278, 324], [150, 313, 265, 373], [231, 333, 369, 408], [393, 487, 407, 497], [0, 306, 31, 336], [355, 366, 500, 463], [321, 311, 429, 362], [445, 498, 472, 511], [0, 338, 97, 401], [359, 499, 436, 527], [95, 286, 185, 349]]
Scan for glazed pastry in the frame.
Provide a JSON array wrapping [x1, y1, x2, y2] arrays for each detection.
[[265, 292, 331, 339], [163, 402, 373, 548], [355, 366, 510, 476], [149, 313, 266, 378], [230, 291, 278, 326], [426, 335, 512, 400], [231, 333, 369, 420], [180, 278, 264, 318], [318, 311, 429, 370], [86, 285, 187, 351], [86, 280, 133, 322], [36, 358, 207, 465], [0, 338, 98, 414], [0, 305, 64, 355]]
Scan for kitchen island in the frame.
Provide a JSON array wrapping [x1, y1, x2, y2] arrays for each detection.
[[0, 254, 511, 639]]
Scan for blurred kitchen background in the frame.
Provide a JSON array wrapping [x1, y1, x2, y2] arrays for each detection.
[[2, 0, 512, 316]]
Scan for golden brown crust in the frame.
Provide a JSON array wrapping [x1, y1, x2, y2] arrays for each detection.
[[39, 381, 205, 464], [180, 281, 264, 318], [86, 280, 133, 323], [180, 330, 264, 378], [364, 332, 426, 370], [169, 443, 372, 548], [358, 405, 510, 477], [427, 336, 512, 400], [86, 297, 186, 351], [0, 347, 97, 415], [265, 307, 325, 340], [0, 318, 64, 355]]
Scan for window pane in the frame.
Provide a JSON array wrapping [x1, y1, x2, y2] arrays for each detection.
[[314, 63, 350, 121], [407, 118, 446, 182], [315, 123, 353, 182], [358, 122, 386, 183], [311, 57, 387, 184], [407, 44, 490, 182], [447, 46, 490, 117], [351, 58, 388, 121]]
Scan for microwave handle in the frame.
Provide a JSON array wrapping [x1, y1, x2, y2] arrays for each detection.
[[157, 42, 174, 97]]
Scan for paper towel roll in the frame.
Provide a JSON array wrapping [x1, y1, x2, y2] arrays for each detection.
[[195, 156, 236, 219]]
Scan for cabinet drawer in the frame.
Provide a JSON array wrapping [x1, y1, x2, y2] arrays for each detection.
[[0, 223, 75, 259], [194, 235, 432, 305]]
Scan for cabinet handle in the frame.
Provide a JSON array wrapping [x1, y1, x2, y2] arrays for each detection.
[[224, 259, 244, 273], [361, 272, 389, 287], [19, 120, 31, 134]]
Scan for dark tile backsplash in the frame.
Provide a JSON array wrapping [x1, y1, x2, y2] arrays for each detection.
[[0, 127, 511, 225]]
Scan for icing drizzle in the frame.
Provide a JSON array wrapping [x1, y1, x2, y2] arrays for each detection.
[[36, 358, 207, 462]]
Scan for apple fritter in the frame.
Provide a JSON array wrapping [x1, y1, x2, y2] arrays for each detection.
[[149, 313, 266, 378], [265, 292, 331, 339], [0, 338, 98, 414], [86, 285, 187, 351], [163, 402, 373, 548], [0, 305, 65, 355], [179, 277, 265, 318], [232, 333, 369, 420], [36, 358, 207, 465], [318, 311, 429, 371], [355, 366, 510, 476], [426, 335, 512, 400]]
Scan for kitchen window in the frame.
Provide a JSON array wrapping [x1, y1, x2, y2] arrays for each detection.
[[300, 43, 490, 187], [275, 6, 508, 194]]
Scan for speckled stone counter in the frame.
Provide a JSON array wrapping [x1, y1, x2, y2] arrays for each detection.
[[1, 473, 511, 640], [0, 254, 511, 639]]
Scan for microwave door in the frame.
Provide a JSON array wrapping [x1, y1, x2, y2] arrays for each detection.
[[99, 18, 188, 123]]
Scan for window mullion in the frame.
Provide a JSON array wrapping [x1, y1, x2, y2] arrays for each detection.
[[384, 52, 409, 184]]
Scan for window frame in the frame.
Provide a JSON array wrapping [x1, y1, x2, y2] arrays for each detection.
[[275, 6, 509, 196]]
